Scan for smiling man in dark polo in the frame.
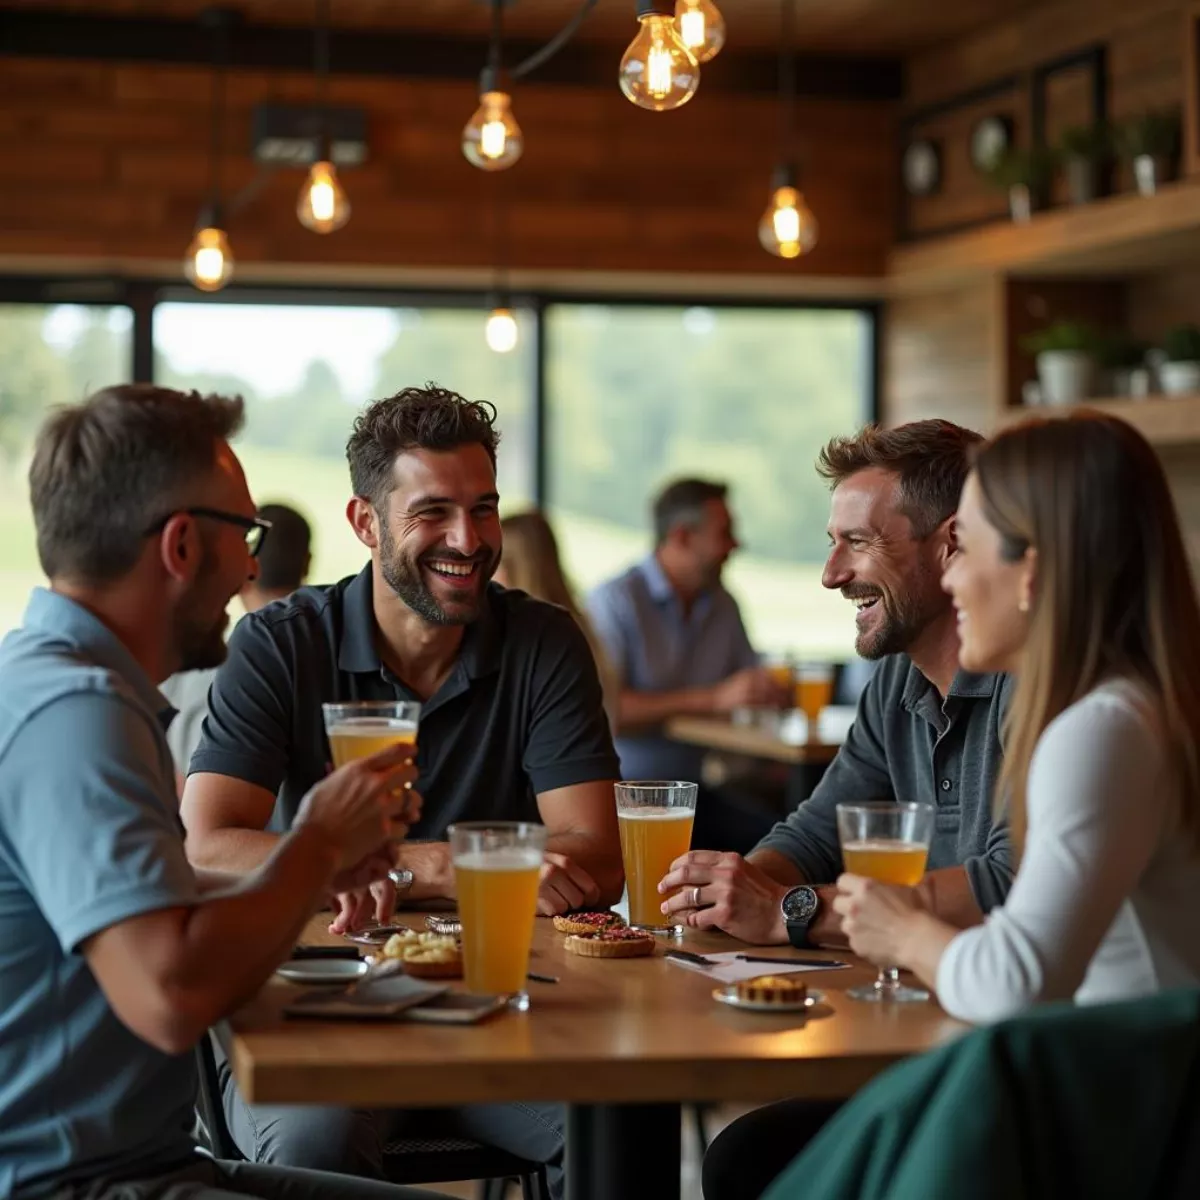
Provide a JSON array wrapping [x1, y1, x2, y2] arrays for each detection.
[[180, 384, 621, 1195]]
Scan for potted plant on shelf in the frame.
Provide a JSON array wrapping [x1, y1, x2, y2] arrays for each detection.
[[983, 146, 1058, 223], [1021, 321, 1098, 406], [1159, 325, 1200, 395], [1117, 109, 1181, 196], [1096, 333, 1151, 398], [1059, 122, 1111, 205]]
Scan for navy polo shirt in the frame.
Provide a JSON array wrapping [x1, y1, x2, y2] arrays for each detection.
[[190, 565, 620, 835]]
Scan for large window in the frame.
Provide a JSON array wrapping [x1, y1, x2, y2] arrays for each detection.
[[154, 301, 536, 588], [545, 304, 871, 657], [0, 304, 132, 634]]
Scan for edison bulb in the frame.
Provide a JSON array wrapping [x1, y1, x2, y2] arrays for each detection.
[[759, 184, 818, 259], [184, 225, 233, 292], [463, 91, 524, 171], [297, 160, 351, 233], [674, 0, 725, 63], [485, 308, 519, 354], [619, 13, 699, 112]]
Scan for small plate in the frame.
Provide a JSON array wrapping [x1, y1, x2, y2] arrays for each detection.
[[712, 985, 823, 1014], [277, 959, 370, 985]]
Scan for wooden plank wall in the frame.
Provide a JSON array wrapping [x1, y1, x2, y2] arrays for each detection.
[[0, 57, 896, 281], [883, 0, 1193, 434]]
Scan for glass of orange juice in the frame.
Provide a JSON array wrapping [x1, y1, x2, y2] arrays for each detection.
[[450, 821, 546, 1010], [616, 781, 698, 935], [836, 802, 935, 1002], [322, 700, 421, 768], [794, 663, 834, 737]]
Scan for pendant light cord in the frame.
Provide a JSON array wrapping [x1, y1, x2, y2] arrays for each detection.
[[315, 0, 331, 157], [779, 0, 796, 162], [512, 0, 598, 80], [208, 10, 229, 214], [489, 0, 504, 76]]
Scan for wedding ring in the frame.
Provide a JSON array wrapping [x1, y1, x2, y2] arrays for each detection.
[[691, 886, 703, 908]]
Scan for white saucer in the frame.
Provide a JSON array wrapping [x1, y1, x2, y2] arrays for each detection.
[[712, 985, 823, 1014], [276, 960, 369, 985]]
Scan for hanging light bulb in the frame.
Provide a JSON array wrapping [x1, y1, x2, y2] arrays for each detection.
[[297, 156, 351, 233], [759, 165, 818, 259], [674, 0, 725, 64], [619, 0, 700, 112], [463, 68, 524, 171], [184, 218, 234, 292], [485, 305, 519, 354]]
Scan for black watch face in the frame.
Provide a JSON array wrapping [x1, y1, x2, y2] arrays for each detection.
[[782, 886, 818, 924]]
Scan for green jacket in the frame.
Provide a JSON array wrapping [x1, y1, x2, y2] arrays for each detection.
[[766, 989, 1200, 1200]]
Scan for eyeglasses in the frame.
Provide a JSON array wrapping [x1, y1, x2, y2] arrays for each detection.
[[144, 507, 272, 557]]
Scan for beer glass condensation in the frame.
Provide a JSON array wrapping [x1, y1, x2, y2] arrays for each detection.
[[616, 781, 698, 935], [322, 700, 421, 768], [836, 802, 935, 1002], [450, 821, 546, 1009]]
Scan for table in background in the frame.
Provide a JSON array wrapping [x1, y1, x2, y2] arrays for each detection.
[[665, 715, 842, 767], [229, 915, 968, 1200]]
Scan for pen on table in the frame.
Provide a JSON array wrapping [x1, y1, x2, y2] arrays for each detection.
[[735, 955, 849, 969], [527, 971, 559, 984]]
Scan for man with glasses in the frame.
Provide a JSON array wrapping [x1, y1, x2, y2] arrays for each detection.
[[163, 502, 312, 775], [0, 384, 435, 1200]]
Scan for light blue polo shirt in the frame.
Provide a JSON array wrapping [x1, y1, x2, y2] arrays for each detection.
[[586, 555, 758, 781], [0, 589, 201, 1197]]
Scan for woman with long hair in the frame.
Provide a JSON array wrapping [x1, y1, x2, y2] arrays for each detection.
[[497, 510, 619, 726], [834, 412, 1200, 1021]]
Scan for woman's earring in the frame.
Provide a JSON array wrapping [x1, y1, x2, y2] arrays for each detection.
[[1018, 597, 1030, 614]]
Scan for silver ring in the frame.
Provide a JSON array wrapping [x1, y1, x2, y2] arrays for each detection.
[[691, 886, 703, 908]]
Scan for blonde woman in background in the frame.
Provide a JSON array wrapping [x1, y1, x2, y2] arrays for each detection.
[[497, 510, 619, 727]]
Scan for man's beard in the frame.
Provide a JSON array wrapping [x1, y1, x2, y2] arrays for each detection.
[[378, 521, 496, 626], [174, 551, 230, 672], [849, 568, 943, 661]]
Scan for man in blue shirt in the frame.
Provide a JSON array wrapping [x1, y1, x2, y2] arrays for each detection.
[[587, 478, 788, 851], [0, 384, 432, 1200]]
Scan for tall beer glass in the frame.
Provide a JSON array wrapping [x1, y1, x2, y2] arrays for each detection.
[[836, 802, 935, 1002], [450, 821, 546, 1010], [322, 700, 420, 767], [616, 781, 698, 935]]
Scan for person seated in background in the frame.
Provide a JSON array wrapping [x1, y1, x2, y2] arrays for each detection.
[[496, 508, 619, 726], [587, 478, 789, 852], [180, 384, 621, 1193], [693, 420, 1015, 1200], [0, 384, 429, 1200], [835, 413, 1200, 1019], [162, 501, 312, 776]]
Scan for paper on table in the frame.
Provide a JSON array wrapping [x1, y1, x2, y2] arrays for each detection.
[[667, 951, 849, 985]]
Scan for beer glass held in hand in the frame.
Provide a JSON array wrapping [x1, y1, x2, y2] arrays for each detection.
[[616, 781, 698, 935], [836, 802, 935, 1003], [322, 701, 421, 768], [450, 821, 546, 1010]]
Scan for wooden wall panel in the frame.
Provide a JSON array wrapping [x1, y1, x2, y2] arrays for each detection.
[[0, 57, 897, 282], [883, 281, 998, 431]]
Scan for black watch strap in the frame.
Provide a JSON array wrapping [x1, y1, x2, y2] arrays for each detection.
[[781, 885, 819, 950]]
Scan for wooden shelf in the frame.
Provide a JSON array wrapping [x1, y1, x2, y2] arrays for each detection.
[[889, 178, 1200, 295], [995, 393, 1200, 447]]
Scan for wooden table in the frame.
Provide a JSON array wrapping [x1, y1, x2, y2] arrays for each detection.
[[666, 715, 842, 766], [230, 915, 968, 1200]]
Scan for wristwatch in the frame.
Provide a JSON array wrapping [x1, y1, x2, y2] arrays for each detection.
[[780, 885, 819, 949], [387, 867, 415, 895]]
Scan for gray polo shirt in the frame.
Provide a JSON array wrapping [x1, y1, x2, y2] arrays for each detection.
[[758, 654, 1014, 911], [587, 555, 758, 781], [0, 589, 200, 1196]]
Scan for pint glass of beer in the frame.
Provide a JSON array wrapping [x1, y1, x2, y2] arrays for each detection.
[[616, 781, 698, 935], [794, 663, 834, 733], [450, 821, 547, 1009], [322, 701, 421, 768]]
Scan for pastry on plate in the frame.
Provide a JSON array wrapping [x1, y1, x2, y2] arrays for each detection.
[[564, 927, 656, 959], [735, 974, 807, 1006], [397, 935, 463, 979], [552, 910, 626, 936]]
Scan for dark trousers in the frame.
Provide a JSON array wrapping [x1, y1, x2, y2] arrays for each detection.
[[217, 1054, 564, 1198], [46, 1155, 443, 1200], [702, 1100, 843, 1200]]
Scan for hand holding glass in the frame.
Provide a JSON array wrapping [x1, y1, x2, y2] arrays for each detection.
[[836, 802, 935, 1002]]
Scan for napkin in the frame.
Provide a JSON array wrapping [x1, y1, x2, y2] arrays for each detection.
[[667, 951, 849, 985]]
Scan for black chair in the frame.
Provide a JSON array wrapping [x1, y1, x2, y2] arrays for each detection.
[[195, 1032, 550, 1200]]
